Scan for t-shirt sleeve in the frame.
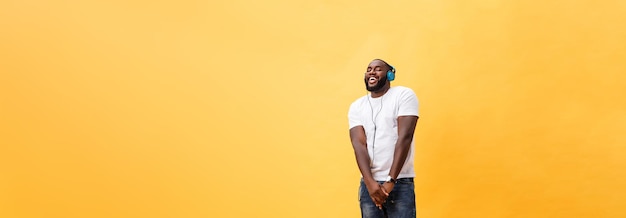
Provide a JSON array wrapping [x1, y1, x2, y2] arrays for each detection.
[[348, 102, 363, 129], [398, 88, 419, 117]]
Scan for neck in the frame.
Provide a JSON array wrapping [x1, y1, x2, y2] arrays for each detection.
[[370, 85, 390, 98]]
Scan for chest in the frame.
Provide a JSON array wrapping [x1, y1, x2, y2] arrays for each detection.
[[359, 98, 399, 128]]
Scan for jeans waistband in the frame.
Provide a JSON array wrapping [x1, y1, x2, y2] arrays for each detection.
[[396, 178, 413, 182], [360, 178, 414, 182]]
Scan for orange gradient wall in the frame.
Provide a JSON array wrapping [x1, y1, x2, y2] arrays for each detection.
[[1, 1, 625, 218]]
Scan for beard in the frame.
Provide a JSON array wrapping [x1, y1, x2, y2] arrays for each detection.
[[364, 75, 388, 92]]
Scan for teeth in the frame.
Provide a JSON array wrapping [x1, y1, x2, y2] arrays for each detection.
[[369, 77, 376, 81]]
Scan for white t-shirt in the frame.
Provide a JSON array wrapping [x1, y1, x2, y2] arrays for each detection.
[[348, 86, 419, 181]]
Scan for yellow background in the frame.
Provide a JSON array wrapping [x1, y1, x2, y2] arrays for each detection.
[[1, 0, 625, 217]]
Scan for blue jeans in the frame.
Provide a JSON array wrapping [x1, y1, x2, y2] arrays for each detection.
[[359, 178, 416, 218]]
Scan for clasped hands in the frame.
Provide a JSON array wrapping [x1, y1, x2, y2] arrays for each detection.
[[366, 181, 395, 209]]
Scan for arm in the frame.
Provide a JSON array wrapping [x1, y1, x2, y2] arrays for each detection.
[[350, 126, 388, 207], [383, 115, 418, 192]]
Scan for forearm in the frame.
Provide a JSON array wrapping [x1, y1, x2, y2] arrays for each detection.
[[350, 127, 377, 184], [353, 141, 389, 206], [353, 143, 376, 183], [388, 116, 418, 179], [388, 138, 412, 179]]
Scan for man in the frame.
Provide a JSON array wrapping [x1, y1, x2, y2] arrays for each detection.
[[348, 59, 419, 218]]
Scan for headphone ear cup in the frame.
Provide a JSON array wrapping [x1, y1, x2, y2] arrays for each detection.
[[387, 70, 395, 81]]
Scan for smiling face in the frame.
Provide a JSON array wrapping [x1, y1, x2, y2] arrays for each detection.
[[364, 59, 391, 92]]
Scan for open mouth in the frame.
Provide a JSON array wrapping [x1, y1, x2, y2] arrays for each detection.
[[368, 77, 377, 85]]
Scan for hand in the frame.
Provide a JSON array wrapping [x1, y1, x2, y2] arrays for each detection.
[[365, 181, 389, 209], [382, 182, 395, 195]]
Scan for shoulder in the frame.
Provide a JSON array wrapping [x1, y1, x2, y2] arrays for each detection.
[[349, 95, 368, 109], [390, 86, 415, 93], [390, 86, 417, 97]]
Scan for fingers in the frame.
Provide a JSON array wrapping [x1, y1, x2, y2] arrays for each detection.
[[374, 198, 384, 209], [370, 194, 385, 209], [372, 187, 389, 209], [368, 195, 380, 207], [381, 185, 389, 195], [377, 184, 389, 199], [369, 184, 390, 210]]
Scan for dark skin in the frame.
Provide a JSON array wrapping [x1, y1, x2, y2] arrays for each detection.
[[350, 59, 419, 209]]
